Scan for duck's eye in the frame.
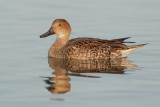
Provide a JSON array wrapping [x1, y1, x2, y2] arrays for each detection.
[[58, 24, 61, 26]]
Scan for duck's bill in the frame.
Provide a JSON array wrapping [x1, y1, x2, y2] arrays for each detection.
[[40, 28, 55, 38]]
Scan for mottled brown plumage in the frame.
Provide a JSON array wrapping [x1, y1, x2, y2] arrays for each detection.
[[40, 19, 146, 59], [48, 57, 137, 74]]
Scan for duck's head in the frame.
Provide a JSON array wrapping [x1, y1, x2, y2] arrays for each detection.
[[40, 19, 71, 38]]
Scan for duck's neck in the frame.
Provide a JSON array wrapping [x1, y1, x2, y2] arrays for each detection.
[[48, 35, 69, 57]]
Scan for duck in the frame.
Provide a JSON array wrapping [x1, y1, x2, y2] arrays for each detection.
[[40, 19, 146, 59]]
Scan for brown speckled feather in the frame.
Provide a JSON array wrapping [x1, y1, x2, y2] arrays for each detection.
[[61, 37, 146, 59]]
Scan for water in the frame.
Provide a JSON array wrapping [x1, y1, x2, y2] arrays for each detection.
[[0, 0, 160, 107]]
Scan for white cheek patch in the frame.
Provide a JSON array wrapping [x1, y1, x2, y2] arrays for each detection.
[[58, 34, 65, 38]]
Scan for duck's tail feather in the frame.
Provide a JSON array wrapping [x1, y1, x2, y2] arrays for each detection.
[[121, 43, 147, 57], [127, 43, 147, 49]]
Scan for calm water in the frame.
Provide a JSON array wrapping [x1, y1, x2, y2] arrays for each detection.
[[0, 0, 160, 107]]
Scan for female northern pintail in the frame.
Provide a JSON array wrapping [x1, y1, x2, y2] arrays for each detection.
[[40, 19, 146, 59]]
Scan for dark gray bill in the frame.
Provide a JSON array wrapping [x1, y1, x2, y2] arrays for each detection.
[[40, 28, 55, 38]]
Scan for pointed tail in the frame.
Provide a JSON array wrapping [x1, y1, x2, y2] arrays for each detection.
[[121, 44, 147, 57], [128, 43, 147, 49]]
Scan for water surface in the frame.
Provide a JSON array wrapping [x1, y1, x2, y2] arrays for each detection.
[[0, 0, 160, 107]]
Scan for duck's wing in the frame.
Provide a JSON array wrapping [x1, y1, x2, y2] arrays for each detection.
[[64, 37, 145, 59], [107, 37, 135, 43], [63, 38, 124, 59]]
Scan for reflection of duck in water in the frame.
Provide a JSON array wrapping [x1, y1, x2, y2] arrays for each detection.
[[44, 68, 70, 94], [40, 19, 146, 59], [44, 57, 137, 94]]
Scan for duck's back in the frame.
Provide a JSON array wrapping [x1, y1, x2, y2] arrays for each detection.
[[62, 37, 135, 59]]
